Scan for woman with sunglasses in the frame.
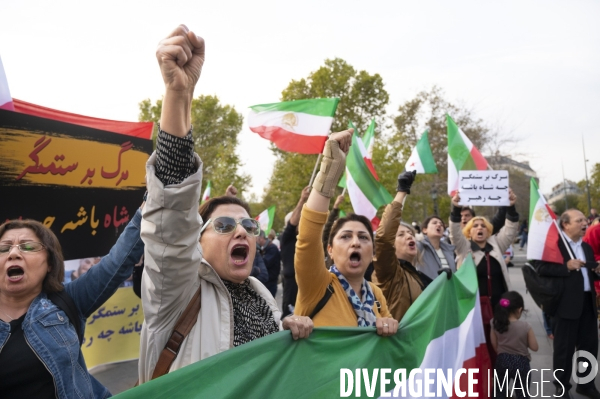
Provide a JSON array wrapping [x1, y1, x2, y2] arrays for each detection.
[[293, 130, 398, 335], [138, 25, 312, 384], [0, 210, 145, 398]]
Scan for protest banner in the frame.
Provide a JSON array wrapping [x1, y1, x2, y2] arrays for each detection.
[[458, 170, 510, 207], [82, 287, 144, 369], [0, 108, 153, 260], [1, 105, 152, 368]]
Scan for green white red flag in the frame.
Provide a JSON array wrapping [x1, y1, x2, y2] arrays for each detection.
[[346, 131, 392, 223], [338, 120, 380, 188], [255, 205, 276, 234], [447, 115, 488, 195], [200, 180, 211, 204], [527, 178, 564, 264], [247, 98, 339, 154], [405, 129, 438, 174], [114, 254, 489, 399]]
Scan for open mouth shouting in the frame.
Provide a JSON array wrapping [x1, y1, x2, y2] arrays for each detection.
[[230, 244, 249, 266], [349, 251, 362, 267], [6, 266, 25, 282]]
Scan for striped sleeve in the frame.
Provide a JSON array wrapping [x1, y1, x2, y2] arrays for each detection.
[[155, 126, 197, 186]]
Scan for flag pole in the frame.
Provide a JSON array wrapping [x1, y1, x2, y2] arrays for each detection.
[[341, 187, 347, 196], [308, 154, 322, 187], [553, 219, 576, 262]]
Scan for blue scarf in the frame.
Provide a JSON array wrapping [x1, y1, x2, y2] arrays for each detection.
[[329, 265, 377, 327]]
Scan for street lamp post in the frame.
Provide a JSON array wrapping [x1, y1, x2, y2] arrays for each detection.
[[431, 188, 439, 216], [583, 136, 592, 214]]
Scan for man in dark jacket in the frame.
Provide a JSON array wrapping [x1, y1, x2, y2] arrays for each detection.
[[538, 209, 600, 399], [258, 230, 281, 297], [280, 186, 310, 317]]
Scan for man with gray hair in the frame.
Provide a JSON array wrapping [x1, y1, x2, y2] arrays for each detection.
[[538, 209, 600, 399]]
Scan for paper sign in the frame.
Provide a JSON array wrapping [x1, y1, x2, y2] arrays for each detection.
[[458, 170, 509, 206]]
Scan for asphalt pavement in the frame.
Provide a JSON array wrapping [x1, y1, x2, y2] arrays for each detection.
[[92, 251, 600, 397]]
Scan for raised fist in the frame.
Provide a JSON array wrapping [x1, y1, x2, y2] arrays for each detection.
[[156, 24, 205, 94], [328, 128, 353, 154], [397, 170, 417, 194]]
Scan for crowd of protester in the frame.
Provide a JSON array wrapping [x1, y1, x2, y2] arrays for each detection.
[[2, 24, 600, 399]]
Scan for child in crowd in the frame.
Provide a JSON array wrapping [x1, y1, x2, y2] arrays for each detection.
[[490, 291, 539, 399]]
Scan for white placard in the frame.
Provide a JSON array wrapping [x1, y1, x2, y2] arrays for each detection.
[[458, 170, 510, 206]]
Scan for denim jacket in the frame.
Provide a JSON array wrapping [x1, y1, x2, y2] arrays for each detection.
[[0, 208, 144, 399]]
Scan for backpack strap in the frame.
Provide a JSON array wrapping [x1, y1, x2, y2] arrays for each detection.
[[309, 283, 334, 319], [48, 290, 83, 345], [150, 284, 202, 380]]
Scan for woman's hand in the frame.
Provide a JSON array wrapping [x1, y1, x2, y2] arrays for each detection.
[[508, 188, 517, 206], [157, 25, 205, 136], [156, 24, 205, 94], [451, 193, 461, 207], [329, 129, 353, 154], [375, 317, 399, 337], [282, 315, 314, 340]]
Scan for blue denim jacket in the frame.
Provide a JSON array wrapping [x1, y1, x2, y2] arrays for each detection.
[[0, 208, 144, 399]]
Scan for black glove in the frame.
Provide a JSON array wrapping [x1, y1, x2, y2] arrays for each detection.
[[438, 267, 453, 280], [397, 170, 417, 194]]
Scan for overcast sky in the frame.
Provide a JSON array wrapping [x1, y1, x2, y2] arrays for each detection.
[[2, 0, 599, 199]]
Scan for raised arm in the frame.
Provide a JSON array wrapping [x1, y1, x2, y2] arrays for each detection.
[[493, 189, 519, 254], [295, 130, 352, 310], [322, 194, 344, 255], [374, 171, 416, 283], [449, 194, 471, 259], [141, 25, 206, 331]]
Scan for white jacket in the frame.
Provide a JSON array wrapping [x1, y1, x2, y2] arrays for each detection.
[[138, 152, 282, 383]]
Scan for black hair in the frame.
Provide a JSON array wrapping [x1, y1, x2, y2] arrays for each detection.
[[461, 207, 475, 217], [328, 213, 374, 248], [421, 215, 444, 232], [198, 196, 252, 222], [492, 291, 525, 334]]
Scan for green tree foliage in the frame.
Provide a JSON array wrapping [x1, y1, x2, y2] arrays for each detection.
[[375, 86, 491, 224], [264, 58, 390, 231], [138, 95, 251, 198], [575, 162, 600, 215]]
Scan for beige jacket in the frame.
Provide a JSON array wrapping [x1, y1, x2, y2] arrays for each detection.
[[138, 152, 282, 383], [450, 217, 519, 290]]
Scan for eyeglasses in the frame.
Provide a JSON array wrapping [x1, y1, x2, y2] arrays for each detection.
[[200, 217, 261, 236], [0, 242, 46, 254]]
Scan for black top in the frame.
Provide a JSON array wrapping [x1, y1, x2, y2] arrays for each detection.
[[280, 222, 298, 278], [472, 241, 506, 307], [0, 314, 55, 399]]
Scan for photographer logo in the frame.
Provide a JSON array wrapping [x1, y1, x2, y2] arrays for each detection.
[[572, 350, 599, 384]]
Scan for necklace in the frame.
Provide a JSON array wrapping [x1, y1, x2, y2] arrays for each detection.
[[0, 309, 15, 321]]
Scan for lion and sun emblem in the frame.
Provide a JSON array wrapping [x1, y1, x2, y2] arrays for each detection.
[[282, 113, 298, 131]]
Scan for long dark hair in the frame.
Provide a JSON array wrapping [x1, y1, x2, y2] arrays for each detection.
[[493, 291, 524, 334]]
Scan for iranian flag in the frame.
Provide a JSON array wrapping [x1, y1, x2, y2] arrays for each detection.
[[346, 132, 393, 223], [247, 98, 339, 154], [114, 254, 489, 399], [255, 205, 276, 234], [527, 178, 564, 264], [405, 129, 438, 174], [339, 120, 380, 188], [200, 180, 211, 204], [447, 115, 488, 195], [0, 55, 14, 111]]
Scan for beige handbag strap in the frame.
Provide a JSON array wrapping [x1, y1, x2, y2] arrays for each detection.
[[150, 285, 202, 380]]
